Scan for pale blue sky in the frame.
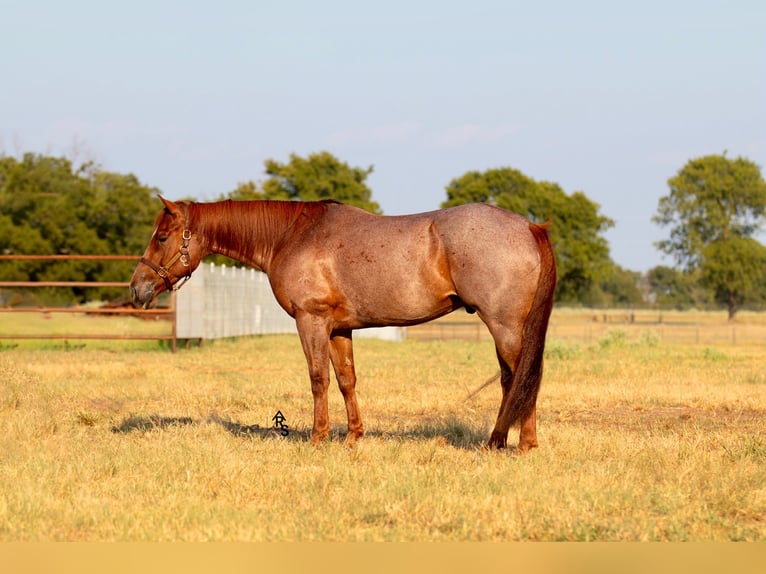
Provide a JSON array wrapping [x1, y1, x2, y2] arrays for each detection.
[[2, 0, 764, 271]]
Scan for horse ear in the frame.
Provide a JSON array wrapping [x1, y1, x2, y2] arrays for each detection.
[[159, 196, 183, 218]]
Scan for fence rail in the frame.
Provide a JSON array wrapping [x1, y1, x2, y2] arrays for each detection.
[[1, 257, 401, 350], [0, 254, 179, 351], [406, 312, 766, 346], [6, 255, 763, 349], [0, 281, 131, 288], [0, 254, 140, 261]]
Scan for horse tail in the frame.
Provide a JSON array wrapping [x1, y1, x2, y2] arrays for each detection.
[[502, 221, 557, 428]]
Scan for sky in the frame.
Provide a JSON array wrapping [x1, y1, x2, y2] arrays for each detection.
[[2, 0, 764, 272]]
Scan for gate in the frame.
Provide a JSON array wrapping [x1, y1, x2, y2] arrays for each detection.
[[0, 254, 178, 350]]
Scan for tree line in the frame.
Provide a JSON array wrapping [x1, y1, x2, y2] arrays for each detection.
[[1, 150, 765, 316]]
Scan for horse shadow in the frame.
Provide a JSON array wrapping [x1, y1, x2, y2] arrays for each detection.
[[364, 418, 490, 450], [110, 414, 494, 450], [110, 414, 306, 441]]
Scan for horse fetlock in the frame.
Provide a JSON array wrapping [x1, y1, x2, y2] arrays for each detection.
[[487, 430, 508, 449], [517, 431, 538, 453], [310, 429, 330, 445], [343, 429, 364, 448]]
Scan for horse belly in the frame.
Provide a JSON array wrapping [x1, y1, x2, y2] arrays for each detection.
[[332, 222, 456, 326], [341, 265, 456, 326]]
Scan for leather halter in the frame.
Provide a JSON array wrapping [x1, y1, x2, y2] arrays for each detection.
[[140, 229, 193, 292]]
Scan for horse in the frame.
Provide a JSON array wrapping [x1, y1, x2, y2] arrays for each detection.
[[130, 197, 556, 451]]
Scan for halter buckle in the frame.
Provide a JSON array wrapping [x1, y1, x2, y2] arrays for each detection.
[[141, 228, 193, 291]]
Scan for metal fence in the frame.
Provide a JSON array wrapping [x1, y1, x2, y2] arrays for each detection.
[[10, 257, 757, 348], [0, 257, 402, 350], [405, 309, 766, 346], [0, 254, 178, 349]]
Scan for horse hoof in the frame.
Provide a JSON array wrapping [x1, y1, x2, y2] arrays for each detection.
[[310, 432, 329, 446], [343, 430, 364, 448], [486, 432, 507, 450], [515, 441, 538, 454]]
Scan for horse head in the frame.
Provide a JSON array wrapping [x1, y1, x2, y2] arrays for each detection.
[[130, 196, 204, 309]]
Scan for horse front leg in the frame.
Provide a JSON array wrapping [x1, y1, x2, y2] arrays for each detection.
[[329, 329, 364, 446], [295, 312, 332, 445]]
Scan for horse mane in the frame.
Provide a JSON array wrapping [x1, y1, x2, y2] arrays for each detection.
[[186, 199, 331, 264]]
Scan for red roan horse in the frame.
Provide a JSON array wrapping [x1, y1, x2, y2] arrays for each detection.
[[130, 197, 556, 451]]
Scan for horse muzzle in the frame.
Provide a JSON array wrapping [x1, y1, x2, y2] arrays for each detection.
[[130, 282, 156, 309]]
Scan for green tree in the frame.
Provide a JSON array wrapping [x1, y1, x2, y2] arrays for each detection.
[[701, 237, 766, 316], [653, 154, 766, 319], [442, 167, 615, 303], [85, 170, 162, 255], [593, 265, 644, 307], [225, 151, 381, 214], [646, 265, 709, 310]]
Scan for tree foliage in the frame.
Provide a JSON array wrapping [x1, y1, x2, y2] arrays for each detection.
[[646, 265, 709, 310], [653, 154, 766, 318], [225, 151, 381, 214], [442, 167, 615, 303], [701, 236, 766, 316], [0, 153, 160, 304], [593, 265, 645, 307], [11, 149, 765, 314]]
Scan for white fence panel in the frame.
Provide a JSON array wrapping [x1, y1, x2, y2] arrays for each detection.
[[176, 263, 402, 341]]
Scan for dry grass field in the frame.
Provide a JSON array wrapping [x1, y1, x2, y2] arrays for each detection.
[[409, 307, 766, 346], [0, 309, 764, 541]]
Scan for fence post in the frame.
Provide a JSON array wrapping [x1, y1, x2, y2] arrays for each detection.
[[170, 291, 177, 353]]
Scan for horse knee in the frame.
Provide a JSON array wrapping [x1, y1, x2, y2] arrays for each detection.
[[337, 375, 357, 395], [309, 372, 329, 397], [333, 359, 357, 394]]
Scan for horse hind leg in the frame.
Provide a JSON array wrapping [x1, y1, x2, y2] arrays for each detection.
[[487, 330, 520, 449], [517, 404, 538, 453], [329, 329, 364, 446], [485, 321, 539, 452], [482, 221, 554, 453], [495, 348, 539, 453]]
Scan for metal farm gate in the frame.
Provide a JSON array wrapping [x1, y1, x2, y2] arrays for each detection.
[[0, 254, 178, 347]]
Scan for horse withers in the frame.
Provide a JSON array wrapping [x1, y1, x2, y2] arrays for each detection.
[[130, 197, 556, 451]]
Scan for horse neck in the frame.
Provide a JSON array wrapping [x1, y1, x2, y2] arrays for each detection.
[[189, 200, 309, 272]]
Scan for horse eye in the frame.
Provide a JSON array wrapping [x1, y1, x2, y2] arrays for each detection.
[[157, 236, 168, 244]]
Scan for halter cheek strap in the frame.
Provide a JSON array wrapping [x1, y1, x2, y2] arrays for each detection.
[[140, 229, 193, 291]]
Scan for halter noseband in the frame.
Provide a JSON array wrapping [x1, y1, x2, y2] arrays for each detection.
[[140, 229, 193, 292]]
